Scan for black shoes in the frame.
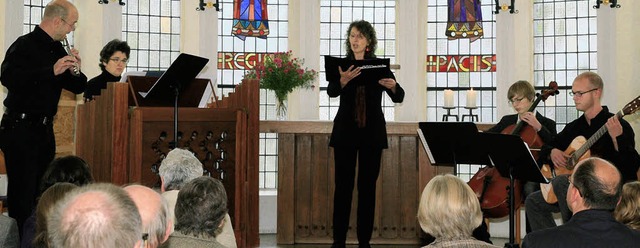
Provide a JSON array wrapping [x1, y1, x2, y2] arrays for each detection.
[[331, 243, 346, 248], [331, 242, 371, 248]]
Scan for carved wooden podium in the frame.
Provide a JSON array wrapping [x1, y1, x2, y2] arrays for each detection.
[[76, 77, 260, 247]]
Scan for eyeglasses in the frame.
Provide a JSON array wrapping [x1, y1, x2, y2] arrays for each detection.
[[61, 18, 78, 29], [508, 97, 525, 104], [569, 88, 598, 97], [109, 58, 129, 64]]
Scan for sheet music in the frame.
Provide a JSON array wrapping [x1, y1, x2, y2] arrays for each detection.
[[120, 71, 146, 82], [417, 129, 436, 164], [522, 142, 548, 183], [324, 56, 391, 84]]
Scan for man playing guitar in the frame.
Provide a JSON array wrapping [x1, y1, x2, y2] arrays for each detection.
[[525, 71, 640, 232]]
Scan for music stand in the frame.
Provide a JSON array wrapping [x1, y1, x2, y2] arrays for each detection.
[[417, 122, 491, 174], [140, 53, 209, 147], [478, 132, 547, 248]]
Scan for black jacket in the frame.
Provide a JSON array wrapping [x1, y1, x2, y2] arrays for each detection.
[[522, 209, 640, 248], [0, 25, 86, 117], [84, 70, 121, 100], [327, 58, 405, 149], [488, 112, 557, 164]]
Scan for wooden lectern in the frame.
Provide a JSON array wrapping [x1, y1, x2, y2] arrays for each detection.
[[76, 77, 260, 247]]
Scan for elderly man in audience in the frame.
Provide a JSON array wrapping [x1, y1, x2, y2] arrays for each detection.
[[160, 176, 228, 248], [47, 183, 142, 248], [522, 157, 640, 247], [418, 174, 500, 248], [159, 148, 236, 247], [125, 185, 172, 248]]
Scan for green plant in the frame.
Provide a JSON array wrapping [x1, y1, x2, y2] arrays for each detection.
[[245, 50, 317, 117]]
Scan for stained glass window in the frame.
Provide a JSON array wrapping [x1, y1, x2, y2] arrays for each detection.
[[232, 0, 270, 40], [217, 0, 289, 189], [427, 0, 497, 181], [427, 0, 497, 128]]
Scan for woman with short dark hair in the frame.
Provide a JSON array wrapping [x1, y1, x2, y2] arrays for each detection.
[[83, 39, 130, 101]]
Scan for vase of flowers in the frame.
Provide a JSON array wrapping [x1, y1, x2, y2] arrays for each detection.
[[245, 50, 317, 119]]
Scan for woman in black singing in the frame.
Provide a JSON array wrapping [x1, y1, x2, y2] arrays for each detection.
[[327, 20, 405, 248]]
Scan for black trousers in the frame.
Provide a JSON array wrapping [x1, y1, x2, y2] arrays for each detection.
[[332, 146, 382, 245], [0, 116, 55, 235]]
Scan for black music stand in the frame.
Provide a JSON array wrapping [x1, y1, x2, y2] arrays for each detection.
[[478, 132, 547, 248], [140, 53, 209, 147], [417, 122, 491, 174]]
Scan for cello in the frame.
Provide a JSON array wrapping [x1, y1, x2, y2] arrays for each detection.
[[468, 81, 558, 218]]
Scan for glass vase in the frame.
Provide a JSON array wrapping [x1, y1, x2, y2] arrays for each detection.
[[276, 99, 287, 120]]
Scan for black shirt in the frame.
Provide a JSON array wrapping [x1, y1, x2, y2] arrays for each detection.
[[541, 106, 640, 182], [522, 209, 640, 248], [84, 70, 121, 100], [0, 25, 86, 117]]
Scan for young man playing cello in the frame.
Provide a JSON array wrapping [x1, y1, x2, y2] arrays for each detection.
[[487, 80, 557, 197], [484, 80, 557, 234], [525, 71, 640, 232]]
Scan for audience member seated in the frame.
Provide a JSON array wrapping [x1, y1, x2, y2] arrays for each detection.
[[417, 174, 500, 248], [32, 182, 77, 248], [38, 155, 94, 194], [159, 176, 227, 248], [124, 185, 172, 248], [522, 157, 640, 247], [22, 155, 94, 248], [47, 183, 142, 248], [614, 181, 640, 231], [0, 214, 19, 248], [158, 148, 236, 247]]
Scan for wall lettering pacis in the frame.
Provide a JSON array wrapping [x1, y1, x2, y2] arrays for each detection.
[[218, 52, 273, 70], [426, 55, 496, 72]]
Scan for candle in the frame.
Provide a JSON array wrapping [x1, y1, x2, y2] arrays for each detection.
[[466, 88, 477, 108], [444, 89, 454, 108]]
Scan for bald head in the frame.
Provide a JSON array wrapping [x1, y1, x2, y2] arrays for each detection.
[[124, 185, 171, 248], [43, 0, 76, 20], [48, 183, 142, 248], [570, 157, 622, 211], [40, 0, 78, 41]]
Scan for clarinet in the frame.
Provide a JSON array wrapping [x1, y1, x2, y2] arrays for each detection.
[[62, 38, 81, 76]]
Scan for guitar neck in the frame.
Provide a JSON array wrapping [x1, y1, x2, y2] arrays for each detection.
[[571, 111, 623, 164]]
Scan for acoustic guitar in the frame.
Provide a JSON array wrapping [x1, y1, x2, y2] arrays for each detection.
[[540, 95, 640, 204]]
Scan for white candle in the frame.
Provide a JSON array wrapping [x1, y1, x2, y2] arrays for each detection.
[[444, 89, 454, 108], [466, 88, 477, 108]]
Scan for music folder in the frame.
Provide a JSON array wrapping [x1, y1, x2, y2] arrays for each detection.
[[323, 55, 392, 85], [139, 53, 209, 101], [477, 132, 547, 183], [417, 122, 490, 166]]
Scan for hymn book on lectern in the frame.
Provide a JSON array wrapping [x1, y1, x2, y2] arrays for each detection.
[[323, 55, 392, 85]]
